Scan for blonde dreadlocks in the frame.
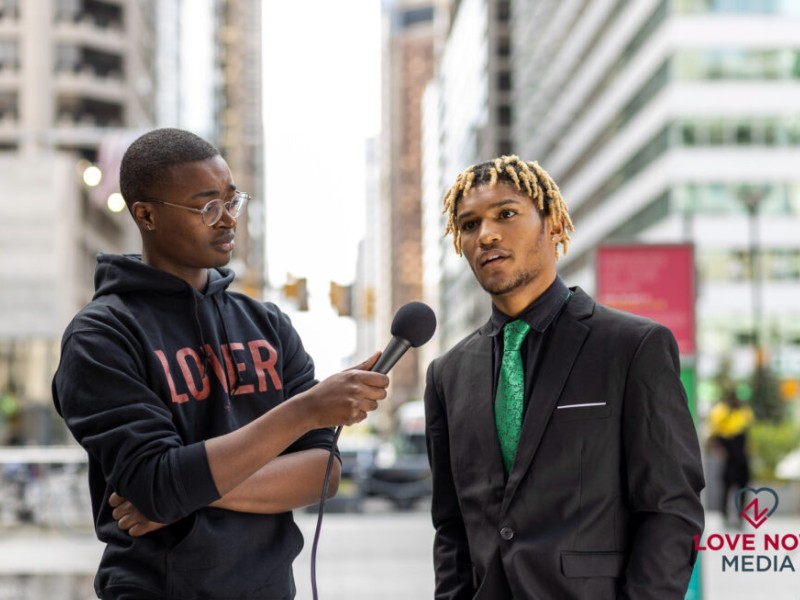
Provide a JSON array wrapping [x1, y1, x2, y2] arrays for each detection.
[[442, 155, 574, 256]]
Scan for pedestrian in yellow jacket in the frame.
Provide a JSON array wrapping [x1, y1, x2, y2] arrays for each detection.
[[707, 393, 754, 527]]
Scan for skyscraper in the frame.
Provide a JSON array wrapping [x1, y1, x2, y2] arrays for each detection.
[[0, 0, 266, 444], [379, 0, 437, 412], [512, 0, 800, 393], [0, 0, 158, 442]]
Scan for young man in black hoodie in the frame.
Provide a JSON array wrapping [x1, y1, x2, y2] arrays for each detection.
[[52, 128, 389, 599]]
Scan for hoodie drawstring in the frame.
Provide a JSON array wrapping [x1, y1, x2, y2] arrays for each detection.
[[213, 295, 240, 399], [191, 291, 234, 411]]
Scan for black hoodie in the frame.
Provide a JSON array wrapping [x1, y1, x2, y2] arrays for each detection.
[[53, 254, 334, 599]]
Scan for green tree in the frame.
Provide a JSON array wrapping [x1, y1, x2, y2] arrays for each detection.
[[750, 364, 784, 423]]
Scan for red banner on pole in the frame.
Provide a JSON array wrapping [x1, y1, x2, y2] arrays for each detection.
[[596, 244, 696, 356]]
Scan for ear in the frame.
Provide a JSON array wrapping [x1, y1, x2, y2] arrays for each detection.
[[546, 217, 564, 245], [132, 201, 155, 232]]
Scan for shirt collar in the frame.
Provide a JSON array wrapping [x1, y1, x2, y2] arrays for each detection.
[[489, 276, 571, 337]]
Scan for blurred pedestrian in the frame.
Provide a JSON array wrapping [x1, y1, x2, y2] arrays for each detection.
[[0, 389, 22, 446], [52, 128, 389, 599], [0, 397, 35, 523], [707, 390, 754, 528], [424, 156, 704, 599]]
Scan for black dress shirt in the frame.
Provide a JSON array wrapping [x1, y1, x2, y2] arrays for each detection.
[[489, 276, 572, 416]]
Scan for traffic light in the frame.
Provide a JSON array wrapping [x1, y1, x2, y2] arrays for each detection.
[[780, 378, 799, 401], [329, 281, 352, 317], [363, 287, 375, 319], [282, 276, 309, 311]]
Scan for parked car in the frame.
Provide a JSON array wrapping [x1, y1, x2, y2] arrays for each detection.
[[305, 401, 433, 513], [305, 432, 379, 514], [360, 400, 432, 510]]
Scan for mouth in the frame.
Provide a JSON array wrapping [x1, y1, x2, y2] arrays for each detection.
[[479, 250, 508, 269], [214, 234, 235, 252]]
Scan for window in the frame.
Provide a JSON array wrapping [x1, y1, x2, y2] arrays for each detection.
[[677, 117, 800, 147], [497, 105, 512, 126], [675, 49, 800, 80], [393, 6, 433, 31], [0, 40, 18, 69], [672, 0, 797, 14], [0, 0, 18, 18], [497, 71, 512, 91]]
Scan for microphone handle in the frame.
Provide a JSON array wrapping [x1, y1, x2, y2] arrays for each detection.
[[372, 336, 412, 374]]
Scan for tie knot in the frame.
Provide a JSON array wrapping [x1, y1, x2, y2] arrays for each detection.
[[503, 319, 531, 351]]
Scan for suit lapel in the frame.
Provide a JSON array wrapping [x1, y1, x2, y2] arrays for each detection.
[[502, 293, 591, 511], [461, 320, 506, 476]]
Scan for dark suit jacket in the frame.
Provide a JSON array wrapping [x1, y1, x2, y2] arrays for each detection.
[[424, 287, 704, 600]]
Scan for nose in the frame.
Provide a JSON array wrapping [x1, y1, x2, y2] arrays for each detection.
[[216, 208, 237, 229], [477, 221, 500, 247]]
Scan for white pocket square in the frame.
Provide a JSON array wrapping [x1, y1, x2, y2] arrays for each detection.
[[556, 402, 607, 409]]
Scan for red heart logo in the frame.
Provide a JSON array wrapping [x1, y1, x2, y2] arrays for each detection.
[[735, 487, 779, 529]]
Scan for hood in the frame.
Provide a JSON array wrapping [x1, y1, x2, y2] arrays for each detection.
[[91, 253, 242, 398], [93, 253, 235, 299]]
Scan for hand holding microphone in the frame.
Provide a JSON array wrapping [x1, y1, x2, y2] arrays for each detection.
[[338, 300, 438, 422], [307, 301, 437, 428], [310, 352, 387, 427]]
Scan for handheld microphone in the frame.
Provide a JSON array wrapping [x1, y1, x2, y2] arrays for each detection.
[[372, 301, 437, 374], [311, 301, 436, 600]]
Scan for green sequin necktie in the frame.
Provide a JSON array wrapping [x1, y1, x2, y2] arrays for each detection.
[[495, 319, 531, 474]]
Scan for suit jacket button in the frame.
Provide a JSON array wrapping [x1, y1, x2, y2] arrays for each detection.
[[500, 527, 514, 540]]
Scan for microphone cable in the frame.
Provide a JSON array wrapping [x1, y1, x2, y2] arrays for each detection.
[[306, 300, 436, 599], [310, 424, 343, 600]]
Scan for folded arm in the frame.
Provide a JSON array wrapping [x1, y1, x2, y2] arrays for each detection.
[[211, 448, 340, 513], [112, 448, 342, 536]]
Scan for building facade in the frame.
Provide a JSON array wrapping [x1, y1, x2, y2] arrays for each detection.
[[420, 0, 515, 355], [511, 0, 800, 399], [0, 0, 266, 444], [417, 0, 800, 410], [377, 0, 437, 415], [214, 0, 265, 297], [0, 0, 158, 443]]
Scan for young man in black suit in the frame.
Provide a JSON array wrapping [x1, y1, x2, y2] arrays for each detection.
[[424, 156, 704, 600]]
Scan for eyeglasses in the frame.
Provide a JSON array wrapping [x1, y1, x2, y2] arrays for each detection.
[[145, 191, 249, 227]]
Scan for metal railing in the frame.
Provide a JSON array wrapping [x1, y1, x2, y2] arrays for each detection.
[[0, 446, 92, 534]]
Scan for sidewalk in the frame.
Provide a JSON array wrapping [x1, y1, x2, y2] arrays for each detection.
[[1, 510, 799, 599], [0, 527, 101, 575]]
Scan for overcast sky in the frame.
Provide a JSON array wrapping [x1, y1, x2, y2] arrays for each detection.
[[262, 1, 382, 374], [263, 1, 381, 287]]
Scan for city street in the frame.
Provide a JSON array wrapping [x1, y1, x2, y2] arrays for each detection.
[[0, 498, 435, 600], [293, 500, 435, 599], [1, 501, 800, 599]]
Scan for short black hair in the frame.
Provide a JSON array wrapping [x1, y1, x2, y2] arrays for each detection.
[[119, 128, 220, 210]]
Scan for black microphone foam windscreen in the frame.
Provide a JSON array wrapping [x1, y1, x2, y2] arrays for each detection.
[[390, 301, 437, 348]]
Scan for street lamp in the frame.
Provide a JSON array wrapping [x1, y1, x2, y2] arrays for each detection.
[[736, 185, 783, 421], [82, 164, 102, 187], [739, 187, 763, 365]]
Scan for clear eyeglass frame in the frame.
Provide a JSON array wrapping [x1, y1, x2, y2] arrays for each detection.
[[144, 191, 249, 227]]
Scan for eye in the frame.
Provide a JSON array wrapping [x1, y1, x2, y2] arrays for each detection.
[[499, 208, 517, 219], [202, 198, 224, 214], [459, 219, 478, 232]]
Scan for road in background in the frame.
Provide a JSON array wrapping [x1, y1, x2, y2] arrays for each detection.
[[294, 499, 434, 599]]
